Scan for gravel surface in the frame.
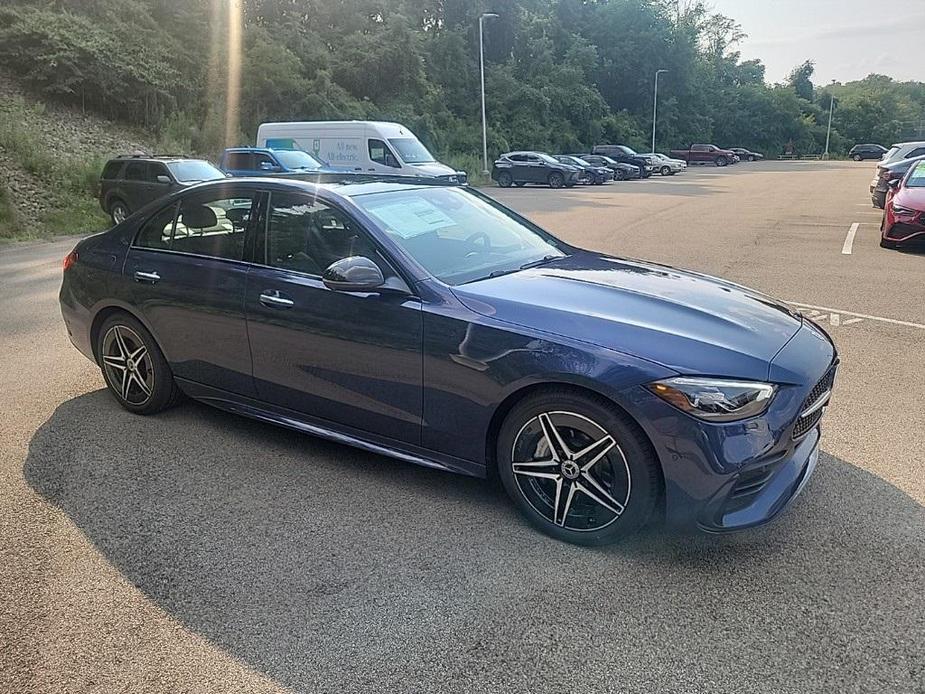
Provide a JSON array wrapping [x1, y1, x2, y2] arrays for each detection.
[[1, 162, 923, 693]]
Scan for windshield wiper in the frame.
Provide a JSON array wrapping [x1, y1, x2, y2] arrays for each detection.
[[520, 254, 565, 270]]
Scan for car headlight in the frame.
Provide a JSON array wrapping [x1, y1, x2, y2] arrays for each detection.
[[646, 377, 777, 422], [891, 202, 917, 216]]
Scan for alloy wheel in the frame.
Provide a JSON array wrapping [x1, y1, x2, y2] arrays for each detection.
[[101, 325, 155, 405], [511, 411, 631, 532]]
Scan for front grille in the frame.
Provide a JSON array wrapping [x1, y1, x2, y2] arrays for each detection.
[[792, 361, 837, 439]]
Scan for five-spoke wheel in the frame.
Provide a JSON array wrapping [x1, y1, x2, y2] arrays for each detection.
[[97, 313, 182, 414], [498, 390, 659, 545]]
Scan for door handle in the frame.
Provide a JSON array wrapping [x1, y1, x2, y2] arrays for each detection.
[[133, 270, 160, 283], [259, 290, 294, 309]]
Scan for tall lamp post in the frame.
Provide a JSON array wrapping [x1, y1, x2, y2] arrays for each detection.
[[823, 80, 836, 160], [651, 69, 668, 154], [479, 12, 499, 175]]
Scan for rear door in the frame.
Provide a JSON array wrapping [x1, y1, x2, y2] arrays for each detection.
[[123, 183, 261, 396], [122, 161, 149, 211], [244, 189, 423, 445]]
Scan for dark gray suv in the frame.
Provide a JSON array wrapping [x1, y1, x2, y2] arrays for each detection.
[[99, 156, 225, 225]]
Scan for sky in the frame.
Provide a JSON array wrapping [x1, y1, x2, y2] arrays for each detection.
[[705, 0, 925, 85]]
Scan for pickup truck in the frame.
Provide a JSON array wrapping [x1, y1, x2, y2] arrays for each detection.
[[669, 144, 737, 167], [219, 147, 344, 176]]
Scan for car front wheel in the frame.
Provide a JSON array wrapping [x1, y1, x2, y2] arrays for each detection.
[[97, 313, 182, 414], [660, 165, 671, 176], [853, 154, 863, 162], [497, 390, 659, 545], [715, 156, 728, 167], [548, 172, 564, 188]]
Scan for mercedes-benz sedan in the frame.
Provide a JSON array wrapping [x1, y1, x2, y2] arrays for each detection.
[[60, 177, 836, 545]]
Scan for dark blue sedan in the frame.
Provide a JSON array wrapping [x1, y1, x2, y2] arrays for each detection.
[[59, 177, 836, 545]]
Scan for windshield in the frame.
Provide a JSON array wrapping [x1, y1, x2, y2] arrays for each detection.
[[388, 137, 436, 164], [617, 145, 637, 156], [538, 153, 561, 165], [351, 187, 565, 285], [906, 162, 925, 188], [167, 160, 225, 182], [274, 149, 325, 170]]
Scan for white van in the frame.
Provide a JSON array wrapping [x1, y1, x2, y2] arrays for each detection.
[[255, 121, 465, 182]]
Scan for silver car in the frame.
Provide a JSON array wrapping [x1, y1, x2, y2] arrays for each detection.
[[642, 153, 686, 176]]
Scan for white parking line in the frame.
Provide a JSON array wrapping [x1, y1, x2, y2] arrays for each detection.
[[787, 301, 925, 330], [841, 223, 859, 254]]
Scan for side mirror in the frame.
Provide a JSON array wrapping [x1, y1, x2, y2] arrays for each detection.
[[156, 175, 171, 185], [259, 161, 280, 172], [322, 256, 384, 292], [888, 178, 901, 189]]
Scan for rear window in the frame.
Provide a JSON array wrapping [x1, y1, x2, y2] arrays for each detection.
[[101, 161, 123, 180], [223, 152, 255, 170], [884, 146, 901, 160]]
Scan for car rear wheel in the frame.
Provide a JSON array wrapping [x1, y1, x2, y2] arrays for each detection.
[[97, 313, 182, 415], [497, 390, 659, 546], [660, 165, 671, 176], [748, 155, 756, 162], [109, 199, 129, 226], [715, 156, 728, 167], [548, 172, 565, 189], [496, 171, 513, 188], [853, 154, 863, 162]]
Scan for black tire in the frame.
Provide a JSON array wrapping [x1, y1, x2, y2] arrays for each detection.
[[496, 389, 660, 546], [97, 312, 183, 415], [548, 172, 564, 189], [715, 156, 728, 167], [748, 155, 756, 162], [496, 171, 513, 188], [109, 199, 129, 226], [660, 165, 671, 176], [613, 168, 626, 181], [852, 154, 863, 162]]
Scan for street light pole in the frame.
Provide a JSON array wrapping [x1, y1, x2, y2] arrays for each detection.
[[479, 12, 499, 175], [824, 80, 836, 160], [651, 69, 667, 154]]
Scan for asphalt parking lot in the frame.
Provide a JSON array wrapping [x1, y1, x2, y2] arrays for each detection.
[[1, 161, 923, 693]]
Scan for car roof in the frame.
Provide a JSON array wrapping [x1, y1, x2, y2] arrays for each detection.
[[173, 175, 460, 199], [110, 155, 204, 163]]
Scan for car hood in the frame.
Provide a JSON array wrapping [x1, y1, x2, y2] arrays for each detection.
[[895, 186, 925, 210], [451, 252, 803, 381], [407, 162, 458, 177]]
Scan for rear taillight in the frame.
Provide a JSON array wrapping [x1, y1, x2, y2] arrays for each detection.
[[63, 249, 78, 272]]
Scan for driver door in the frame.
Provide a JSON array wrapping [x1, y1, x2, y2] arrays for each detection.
[[244, 189, 424, 445]]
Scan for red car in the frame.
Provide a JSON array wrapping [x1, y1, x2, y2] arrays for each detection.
[[881, 160, 925, 249]]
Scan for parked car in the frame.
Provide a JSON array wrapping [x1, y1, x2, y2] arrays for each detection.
[[220, 147, 344, 176], [577, 154, 640, 180], [99, 155, 226, 226], [881, 160, 925, 249], [492, 152, 581, 188], [255, 120, 465, 182], [640, 152, 686, 175], [591, 145, 655, 177], [60, 175, 836, 545], [869, 155, 925, 208], [669, 144, 737, 167], [730, 148, 764, 162], [554, 155, 613, 184], [848, 144, 887, 161], [880, 141, 925, 167]]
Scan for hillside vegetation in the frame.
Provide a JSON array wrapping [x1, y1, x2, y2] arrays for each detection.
[[0, 0, 923, 240]]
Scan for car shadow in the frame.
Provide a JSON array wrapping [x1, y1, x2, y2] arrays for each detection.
[[24, 391, 925, 692]]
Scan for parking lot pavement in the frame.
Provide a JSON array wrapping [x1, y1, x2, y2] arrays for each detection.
[[2, 162, 923, 693]]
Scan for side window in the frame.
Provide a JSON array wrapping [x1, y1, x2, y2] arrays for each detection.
[[171, 191, 255, 261], [148, 162, 170, 183], [102, 161, 122, 180], [907, 148, 925, 159], [265, 192, 380, 276], [224, 152, 253, 170], [691, 145, 706, 152], [368, 139, 400, 168], [135, 203, 177, 250], [508, 154, 526, 162], [526, 155, 541, 163], [125, 162, 146, 180]]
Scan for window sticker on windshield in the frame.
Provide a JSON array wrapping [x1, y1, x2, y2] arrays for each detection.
[[366, 198, 456, 238]]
